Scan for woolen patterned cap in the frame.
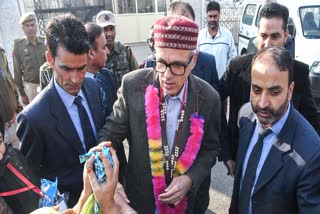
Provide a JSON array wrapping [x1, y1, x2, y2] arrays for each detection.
[[153, 15, 199, 50]]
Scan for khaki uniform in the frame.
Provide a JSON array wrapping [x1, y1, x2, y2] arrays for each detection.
[[0, 48, 21, 148], [13, 37, 46, 99], [39, 61, 53, 90], [105, 41, 138, 88], [0, 48, 18, 122]]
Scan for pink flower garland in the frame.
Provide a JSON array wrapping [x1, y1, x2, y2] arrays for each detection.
[[145, 85, 205, 213]]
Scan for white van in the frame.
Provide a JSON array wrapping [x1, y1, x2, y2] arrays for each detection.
[[238, 0, 320, 107]]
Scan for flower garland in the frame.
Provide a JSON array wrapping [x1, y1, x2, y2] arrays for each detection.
[[145, 85, 205, 213]]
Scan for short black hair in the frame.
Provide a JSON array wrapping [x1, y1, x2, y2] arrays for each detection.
[[168, 1, 195, 21], [259, 2, 289, 31], [46, 14, 90, 58], [252, 47, 294, 85], [207, 1, 220, 13], [85, 23, 104, 51]]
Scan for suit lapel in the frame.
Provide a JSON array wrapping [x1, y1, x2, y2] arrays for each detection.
[[48, 80, 85, 154], [180, 75, 197, 155], [253, 106, 296, 195], [235, 120, 256, 178], [82, 78, 102, 131]]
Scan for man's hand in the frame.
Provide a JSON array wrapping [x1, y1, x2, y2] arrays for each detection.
[[114, 187, 136, 214], [224, 160, 235, 177], [21, 95, 29, 105], [115, 183, 130, 204], [158, 175, 192, 205]]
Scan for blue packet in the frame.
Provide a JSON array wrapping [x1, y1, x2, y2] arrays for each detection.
[[79, 146, 113, 214], [79, 146, 113, 183], [39, 177, 58, 207]]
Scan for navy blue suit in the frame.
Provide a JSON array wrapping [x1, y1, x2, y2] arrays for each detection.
[[230, 103, 320, 214], [17, 78, 104, 206], [95, 68, 117, 117]]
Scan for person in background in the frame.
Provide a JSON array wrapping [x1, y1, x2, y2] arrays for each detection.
[[197, 0, 237, 79], [96, 10, 139, 89], [230, 47, 320, 214], [84, 23, 117, 118], [39, 61, 53, 90], [139, 25, 155, 69], [0, 46, 22, 149], [13, 12, 46, 105], [219, 2, 320, 177]]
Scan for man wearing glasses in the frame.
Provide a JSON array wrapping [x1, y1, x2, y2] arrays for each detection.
[[97, 15, 221, 213]]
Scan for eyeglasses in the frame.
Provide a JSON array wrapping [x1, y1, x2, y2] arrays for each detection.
[[147, 38, 154, 44], [152, 54, 194, 76]]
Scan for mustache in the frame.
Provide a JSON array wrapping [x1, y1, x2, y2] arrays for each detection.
[[253, 106, 275, 115]]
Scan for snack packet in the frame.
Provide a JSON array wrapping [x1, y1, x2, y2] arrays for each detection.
[[39, 178, 68, 211], [79, 146, 113, 214], [79, 146, 113, 183]]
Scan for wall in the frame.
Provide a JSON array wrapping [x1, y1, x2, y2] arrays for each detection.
[[0, 0, 26, 71]]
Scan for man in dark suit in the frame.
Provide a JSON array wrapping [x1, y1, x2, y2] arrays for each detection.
[[230, 47, 320, 214], [97, 16, 221, 213], [16, 14, 104, 207], [84, 23, 117, 117], [219, 2, 320, 176]]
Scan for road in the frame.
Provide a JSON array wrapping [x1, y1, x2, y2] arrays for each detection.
[[129, 42, 234, 214]]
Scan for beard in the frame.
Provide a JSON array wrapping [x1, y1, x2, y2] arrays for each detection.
[[208, 21, 218, 30], [251, 97, 289, 127]]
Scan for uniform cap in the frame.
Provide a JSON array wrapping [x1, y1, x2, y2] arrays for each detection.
[[96, 10, 116, 28], [20, 12, 37, 25], [153, 15, 199, 50]]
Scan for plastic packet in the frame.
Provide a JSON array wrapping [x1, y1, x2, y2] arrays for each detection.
[[79, 146, 113, 214], [39, 178, 68, 211]]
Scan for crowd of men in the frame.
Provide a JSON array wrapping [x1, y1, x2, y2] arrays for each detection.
[[0, 0, 319, 214]]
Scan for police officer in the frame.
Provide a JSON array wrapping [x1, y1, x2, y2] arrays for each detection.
[[0, 46, 22, 149], [13, 12, 46, 105], [96, 10, 139, 89]]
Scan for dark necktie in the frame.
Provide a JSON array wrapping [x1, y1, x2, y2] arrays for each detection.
[[238, 127, 272, 214], [74, 96, 96, 152], [94, 74, 107, 116]]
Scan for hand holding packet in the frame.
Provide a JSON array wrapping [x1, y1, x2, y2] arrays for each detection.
[[79, 146, 114, 183]]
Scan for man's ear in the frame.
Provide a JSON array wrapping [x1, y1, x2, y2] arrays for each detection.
[[284, 30, 289, 43], [46, 50, 54, 68], [288, 81, 295, 101], [189, 50, 199, 71], [88, 48, 95, 60]]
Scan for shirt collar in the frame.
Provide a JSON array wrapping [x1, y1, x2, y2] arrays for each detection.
[[85, 72, 95, 79], [54, 78, 85, 109], [257, 102, 291, 136], [25, 37, 44, 45], [206, 24, 221, 38], [113, 41, 121, 54], [164, 80, 188, 102]]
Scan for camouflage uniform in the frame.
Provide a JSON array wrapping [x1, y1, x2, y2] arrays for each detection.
[[105, 41, 138, 89], [39, 61, 53, 90], [13, 37, 46, 100]]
